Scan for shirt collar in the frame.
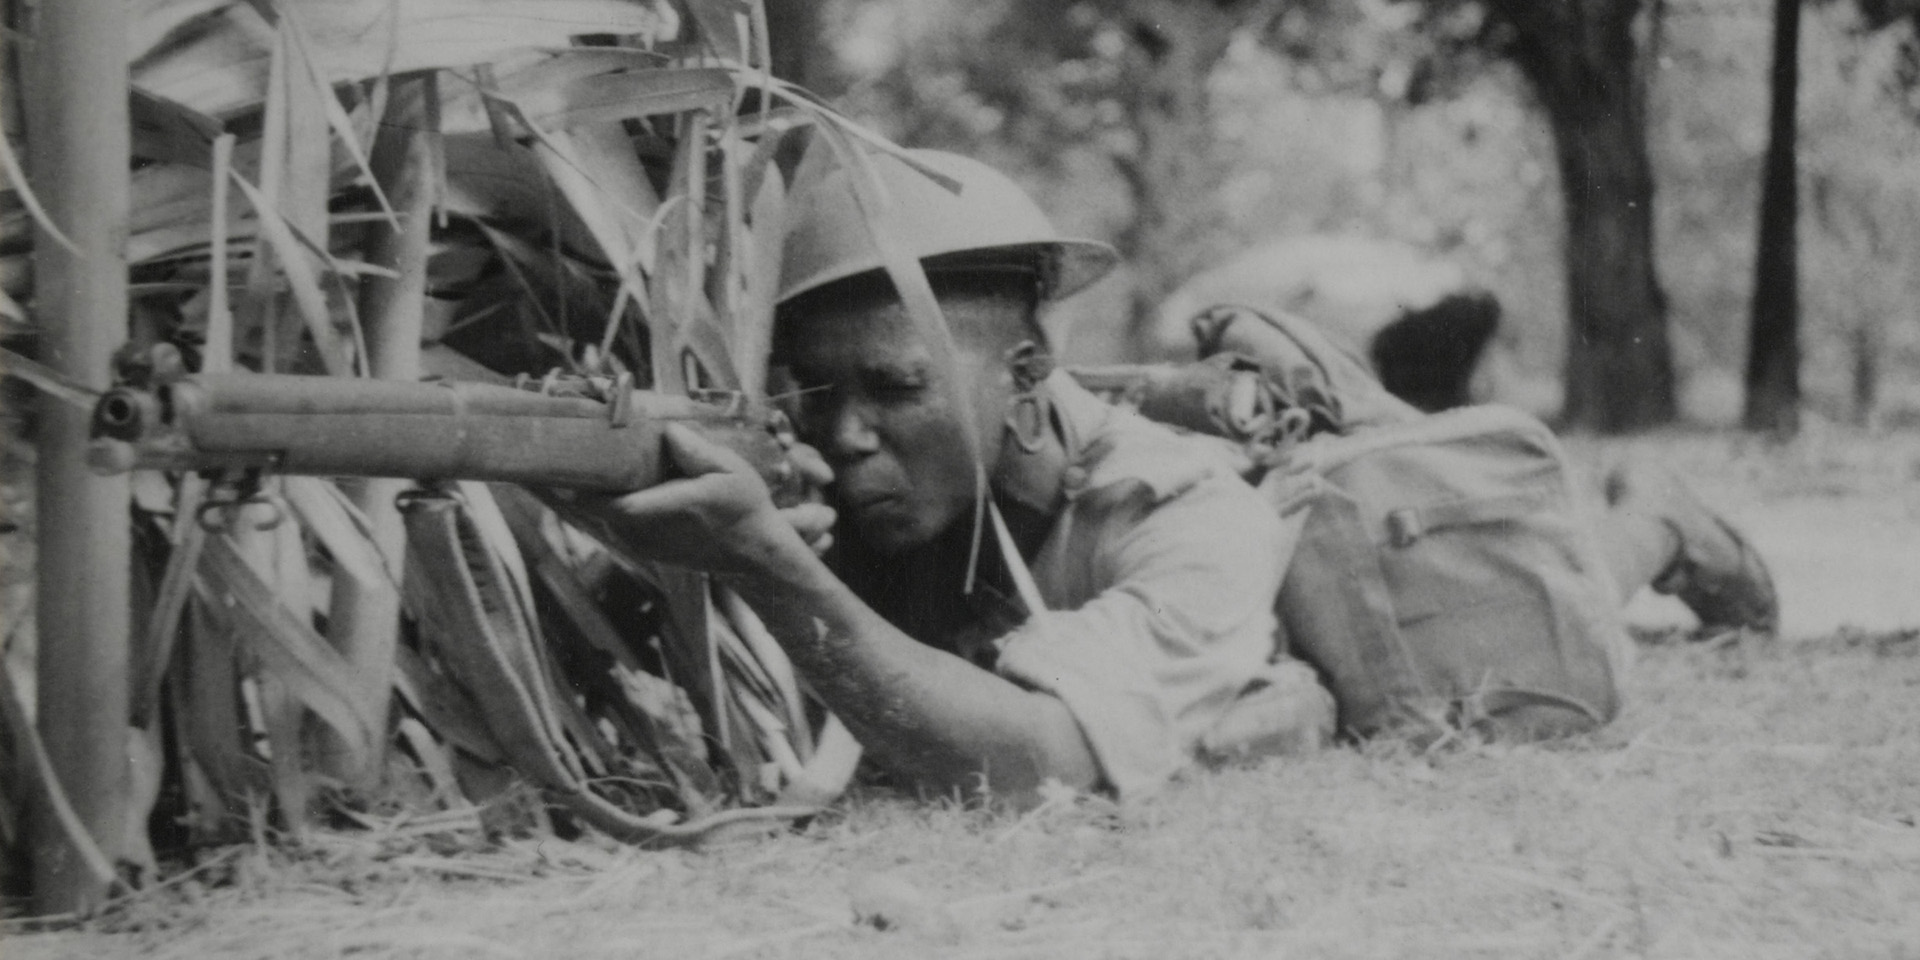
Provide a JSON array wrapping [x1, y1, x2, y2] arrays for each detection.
[[1045, 368, 1235, 504]]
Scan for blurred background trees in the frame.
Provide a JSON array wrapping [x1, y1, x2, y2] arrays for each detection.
[[820, 0, 1920, 432], [1747, 0, 1806, 434]]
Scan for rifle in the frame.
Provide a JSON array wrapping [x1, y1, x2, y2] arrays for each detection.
[[88, 345, 807, 506], [85, 345, 836, 845], [87, 344, 1333, 521]]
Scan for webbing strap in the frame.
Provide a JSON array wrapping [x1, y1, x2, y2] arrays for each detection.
[[1385, 486, 1555, 547]]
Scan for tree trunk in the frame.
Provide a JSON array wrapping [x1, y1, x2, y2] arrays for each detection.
[[1108, 0, 1240, 349], [1488, 0, 1676, 432], [24, 0, 132, 915], [1744, 0, 1801, 435], [764, 0, 827, 91]]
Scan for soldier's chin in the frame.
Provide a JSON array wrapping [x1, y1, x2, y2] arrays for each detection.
[[849, 507, 940, 556]]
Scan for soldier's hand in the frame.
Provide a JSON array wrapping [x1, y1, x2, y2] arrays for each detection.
[[783, 441, 836, 556], [591, 424, 835, 577]]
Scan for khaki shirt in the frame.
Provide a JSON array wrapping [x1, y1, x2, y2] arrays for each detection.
[[992, 372, 1300, 797]]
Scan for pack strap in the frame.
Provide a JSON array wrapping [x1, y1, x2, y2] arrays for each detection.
[[1384, 486, 1556, 547]]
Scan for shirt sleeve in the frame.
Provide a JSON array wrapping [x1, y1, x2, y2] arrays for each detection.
[[993, 468, 1295, 798]]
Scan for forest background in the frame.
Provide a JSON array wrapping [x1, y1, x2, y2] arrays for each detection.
[[787, 0, 1920, 431]]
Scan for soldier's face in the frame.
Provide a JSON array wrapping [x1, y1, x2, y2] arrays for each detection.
[[776, 284, 1025, 555]]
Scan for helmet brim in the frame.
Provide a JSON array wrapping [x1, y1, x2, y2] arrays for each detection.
[[1048, 239, 1123, 302], [778, 238, 1119, 309]]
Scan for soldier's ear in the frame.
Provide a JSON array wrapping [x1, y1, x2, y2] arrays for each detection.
[[1003, 340, 1054, 395]]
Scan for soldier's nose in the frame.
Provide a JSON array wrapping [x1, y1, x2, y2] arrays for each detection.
[[828, 403, 882, 458]]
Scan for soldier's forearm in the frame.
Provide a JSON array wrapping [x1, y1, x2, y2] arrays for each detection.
[[724, 557, 1100, 804]]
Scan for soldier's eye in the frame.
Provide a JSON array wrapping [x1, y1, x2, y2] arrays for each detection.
[[868, 370, 927, 398]]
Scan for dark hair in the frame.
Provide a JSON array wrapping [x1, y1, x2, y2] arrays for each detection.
[[1368, 289, 1501, 413]]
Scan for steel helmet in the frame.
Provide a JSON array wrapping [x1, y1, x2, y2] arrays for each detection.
[[777, 149, 1120, 306]]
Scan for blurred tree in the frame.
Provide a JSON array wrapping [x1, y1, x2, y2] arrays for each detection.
[[1094, 0, 1249, 337], [1476, 0, 1676, 431], [1854, 0, 1920, 27], [832, 0, 1920, 427], [842, 0, 1682, 428], [837, 0, 1264, 335], [1746, 0, 1804, 435], [1847, 0, 1919, 117], [766, 0, 829, 90]]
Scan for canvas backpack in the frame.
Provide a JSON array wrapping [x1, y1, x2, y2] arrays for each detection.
[[1160, 304, 1631, 741]]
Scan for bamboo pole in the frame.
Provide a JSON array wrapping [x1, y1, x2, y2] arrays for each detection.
[[24, 0, 132, 915], [320, 73, 438, 786]]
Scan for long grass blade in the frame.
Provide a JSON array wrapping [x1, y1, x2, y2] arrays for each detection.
[[284, 476, 397, 588], [134, 0, 677, 118], [257, 674, 311, 838], [504, 116, 656, 364], [128, 155, 255, 268], [171, 596, 267, 832], [770, 81, 961, 188], [393, 644, 506, 765], [735, 157, 785, 399], [280, 9, 355, 373], [205, 133, 236, 370], [717, 588, 807, 760], [227, 170, 354, 375], [777, 715, 861, 807], [0, 127, 83, 255], [748, 0, 774, 111], [652, 112, 740, 390], [404, 500, 577, 787], [712, 609, 779, 708], [448, 52, 674, 140], [276, 0, 400, 231], [240, 26, 294, 372], [492, 487, 720, 798], [130, 475, 209, 728], [523, 125, 656, 286], [0, 346, 101, 411], [456, 483, 540, 645], [404, 489, 587, 786], [0, 285, 25, 326], [685, 0, 749, 63], [394, 717, 463, 806], [0, 666, 122, 892], [709, 119, 748, 380], [198, 535, 377, 770], [128, 87, 221, 168], [733, 692, 805, 785], [680, 110, 710, 328], [509, 67, 735, 130]]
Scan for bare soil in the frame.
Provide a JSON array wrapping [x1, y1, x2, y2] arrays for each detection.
[[6, 425, 1920, 960]]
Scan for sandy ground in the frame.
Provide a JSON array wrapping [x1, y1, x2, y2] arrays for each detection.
[[5, 425, 1919, 960]]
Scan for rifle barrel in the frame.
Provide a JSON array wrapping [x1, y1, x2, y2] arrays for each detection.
[[89, 372, 796, 495]]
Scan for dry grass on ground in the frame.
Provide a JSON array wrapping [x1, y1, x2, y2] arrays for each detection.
[[6, 427, 1920, 960]]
